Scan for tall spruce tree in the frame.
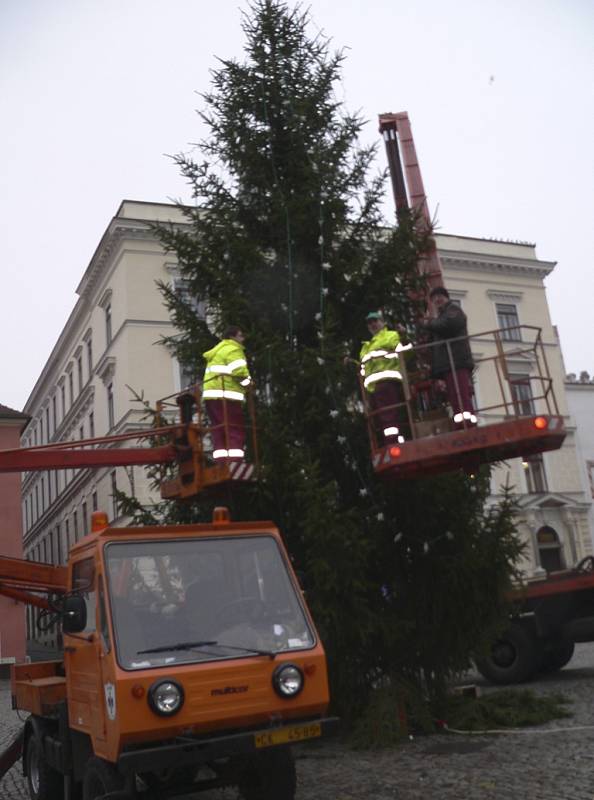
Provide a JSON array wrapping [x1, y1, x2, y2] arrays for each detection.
[[128, 0, 523, 720]]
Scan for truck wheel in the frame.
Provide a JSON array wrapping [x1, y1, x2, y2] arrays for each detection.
[[475, 625, 541, 685], [25, 731, 63, 800], [82, 757, 124, 800], [238, 746, 296, 800], [540, 639, 575, 673]]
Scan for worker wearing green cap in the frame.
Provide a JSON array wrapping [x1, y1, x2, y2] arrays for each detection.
[[359, 311, 410, 445]]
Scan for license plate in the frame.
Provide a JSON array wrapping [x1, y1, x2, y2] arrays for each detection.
[[255, 722, 322, 748]]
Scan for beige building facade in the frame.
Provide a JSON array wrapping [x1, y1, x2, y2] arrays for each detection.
[[21, 200, 190, 648], [21, 203, 592, 650], [565, 377, 594, 537], [436, 233, 593, 579]]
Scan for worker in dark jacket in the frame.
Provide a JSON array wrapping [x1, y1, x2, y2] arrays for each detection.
[[420, 286, 476, 427]]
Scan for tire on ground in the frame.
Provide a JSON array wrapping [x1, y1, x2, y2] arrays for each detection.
[[539, 638, 575, 673], [25, 730, 63, 800], [82, 756, 125, 800], [238, 746, 296, 800], [475, 624, 541, 684]]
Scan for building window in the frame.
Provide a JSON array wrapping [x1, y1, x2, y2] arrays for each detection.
[[105, 303, 112, 345], [537, 526, 564, 573], [77, 354, 83, 393], [68, 371, 74, 407], [79, 425, 84, 443], [61, 384, 66, 418], [65, 519, 70, 551], [56, 525, 62, 565], [82, 501, 88, 535], [496, 303, 521, 341], [523, 453, 547, 494], [110, 470, 118, 521], [87, 337, 93, 374], [179, 361, 197, 391], [173, 278, 206, 317], [52, 395, 57, 432], [89, 411, 95, 439], [40, 416, 44, 445], [510, 374, 535, 416], [74, 510, 79, 542], [45, 407, 50, 440], [107, 383, 115, 429], [92, 491, 98, 512]]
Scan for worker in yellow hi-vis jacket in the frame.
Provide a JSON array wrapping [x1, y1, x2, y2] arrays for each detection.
[[202, 326, 252, 460], [359, 311, 411, 445]]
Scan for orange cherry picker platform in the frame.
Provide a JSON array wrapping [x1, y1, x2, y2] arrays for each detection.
[[362, 112, 566, 479], [0, 388, 338, 800]]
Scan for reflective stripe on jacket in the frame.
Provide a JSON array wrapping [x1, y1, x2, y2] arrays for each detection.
[[359, 328, 405, 393], [202, 339, 252, 401]]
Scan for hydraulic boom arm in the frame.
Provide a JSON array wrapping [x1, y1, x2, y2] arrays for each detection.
[[379, 111, 443, 294], [0, 425, 184, 474], [0, 555, 68, 610]]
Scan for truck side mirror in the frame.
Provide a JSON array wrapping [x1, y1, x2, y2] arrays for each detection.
[[62, 595, 87, 634]]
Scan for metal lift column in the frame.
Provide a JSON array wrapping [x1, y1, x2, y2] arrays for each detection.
[[379, 112, 443, 295]]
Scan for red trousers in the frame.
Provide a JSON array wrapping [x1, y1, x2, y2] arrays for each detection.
[[369, 381, 408, 444], [205, 399, 246, 456], [444, 369, 475, 422]]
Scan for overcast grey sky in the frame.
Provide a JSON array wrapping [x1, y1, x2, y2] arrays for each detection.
[[1, 0, 592, 411]]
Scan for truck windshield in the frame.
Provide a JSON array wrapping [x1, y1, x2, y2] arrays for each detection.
[[104, 535, 314, 670]]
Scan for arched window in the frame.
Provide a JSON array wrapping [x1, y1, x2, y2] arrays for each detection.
[[537, 525, 564, 573]]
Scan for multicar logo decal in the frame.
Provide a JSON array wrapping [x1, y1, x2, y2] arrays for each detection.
[[104, 682, 117, 720], [211, 685, 248, 696]]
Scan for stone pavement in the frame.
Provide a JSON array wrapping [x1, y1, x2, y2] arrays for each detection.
[[3, 644, 594, 799]]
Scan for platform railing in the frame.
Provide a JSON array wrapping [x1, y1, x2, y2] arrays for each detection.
[[156, 384, 259, 465], [360, 324, 561, 452]]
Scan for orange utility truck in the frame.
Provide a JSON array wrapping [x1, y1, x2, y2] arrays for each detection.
[[0, 390, 338, 800]]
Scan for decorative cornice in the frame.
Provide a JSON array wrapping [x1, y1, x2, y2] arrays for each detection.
[[516, 491, 591, 511], [99, 288, 113, 309], [96, 356, 116, 386], [77, 223, 157, 303], [440, 253, 555, 279]]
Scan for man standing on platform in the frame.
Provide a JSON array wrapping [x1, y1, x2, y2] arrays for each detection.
[[202, 326, 252, 459], [359, 311, 409, 445], [421, 287, 476, 428]]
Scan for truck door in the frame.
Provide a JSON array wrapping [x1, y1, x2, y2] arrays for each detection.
[[65, 556, 107, 743]]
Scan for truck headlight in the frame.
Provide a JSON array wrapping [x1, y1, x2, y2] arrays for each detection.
[[148, 679, 184, 716], [272, 664, 304, 698]]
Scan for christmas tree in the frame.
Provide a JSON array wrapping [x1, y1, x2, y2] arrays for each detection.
[[126, 0, 523, 721]]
